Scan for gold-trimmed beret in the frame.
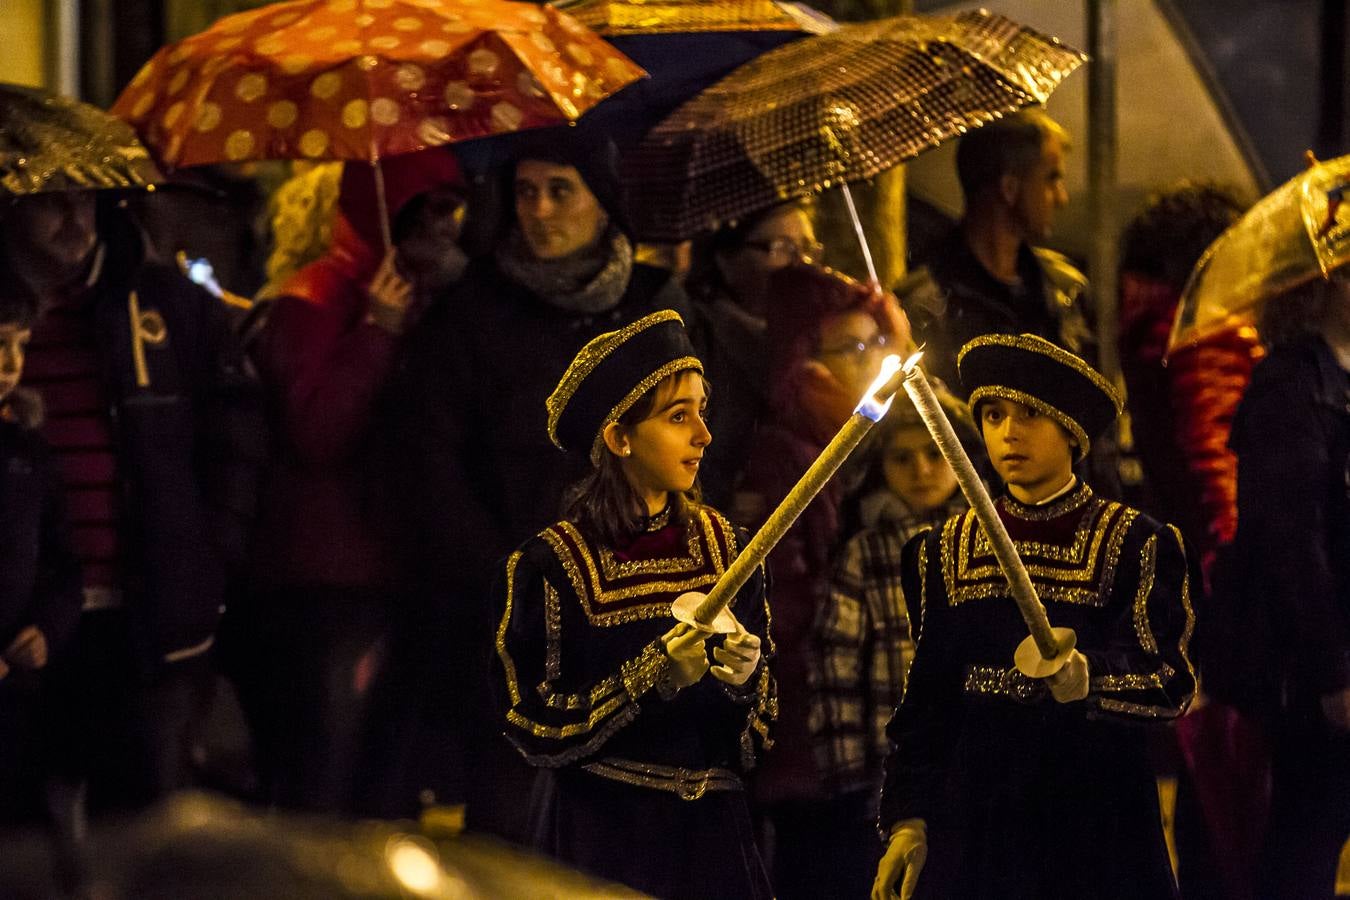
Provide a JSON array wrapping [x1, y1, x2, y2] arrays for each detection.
[[546, 310, 703, 462], [957, 333, 1122, 460]]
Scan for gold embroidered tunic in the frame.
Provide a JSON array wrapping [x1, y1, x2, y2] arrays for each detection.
[[495, 504, 775, 776], [878, 481, 1196, 899]]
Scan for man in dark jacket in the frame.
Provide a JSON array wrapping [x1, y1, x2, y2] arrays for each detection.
[[903, 109, 1095, 392], [0, 190, 265, 812], [381, 129, 690, 841]]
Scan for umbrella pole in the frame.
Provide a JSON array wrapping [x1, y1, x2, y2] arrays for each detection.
[[840, 182, 880, 289], [372, 158, 393, 253]]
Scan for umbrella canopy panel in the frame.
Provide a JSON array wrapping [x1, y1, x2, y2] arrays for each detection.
[[0, 82, 163, 195], [626, 9, 1084, 241], [558, 0, 836, 35], [112, 0, 645, 167], [1170, 153, 1350, 351]]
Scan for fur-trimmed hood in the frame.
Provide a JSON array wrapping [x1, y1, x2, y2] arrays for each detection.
[[0, 386, 43, 429]]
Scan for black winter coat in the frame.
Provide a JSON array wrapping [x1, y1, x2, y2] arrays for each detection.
[[0, 397, 82, 658], [30, 210, 267, 675], [1222, 336, 1350, 704], [383, 257, 691, 597]]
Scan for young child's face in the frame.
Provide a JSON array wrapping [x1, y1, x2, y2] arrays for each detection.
[[882, 425, 958, 515], [621, 371, 712, 498], [0, 324, 32, 405], [979, 397, 1076, 498]]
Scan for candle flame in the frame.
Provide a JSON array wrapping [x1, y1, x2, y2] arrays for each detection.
[[854, 354, 903, 422], [901, 350, 925, 373]]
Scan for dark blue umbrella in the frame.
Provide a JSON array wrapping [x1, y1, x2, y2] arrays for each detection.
[[454, 1, 834, 173]]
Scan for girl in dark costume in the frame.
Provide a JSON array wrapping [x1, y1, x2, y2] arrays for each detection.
[[494, 310, 776, 899]]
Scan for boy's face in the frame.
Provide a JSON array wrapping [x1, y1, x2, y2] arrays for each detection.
[[979, 397, 1076, 501], [0, 324, 32, 405]]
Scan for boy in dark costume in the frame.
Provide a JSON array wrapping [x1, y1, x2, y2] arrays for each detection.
[[873, 334, 1196, 900]]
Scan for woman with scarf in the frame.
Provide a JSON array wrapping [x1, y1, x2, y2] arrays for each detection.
[[738, 263, 909, 898], [383, 128, 691, 841]]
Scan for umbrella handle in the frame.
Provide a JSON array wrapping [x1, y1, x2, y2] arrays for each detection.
[[840, 181, 879, 289], [372, 159, 393, 253]]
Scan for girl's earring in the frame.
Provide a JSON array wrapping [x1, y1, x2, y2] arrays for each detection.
[[622, 448, 632, 456]]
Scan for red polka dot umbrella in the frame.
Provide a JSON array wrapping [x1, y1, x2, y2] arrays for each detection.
[[111, 0, 645, 169]]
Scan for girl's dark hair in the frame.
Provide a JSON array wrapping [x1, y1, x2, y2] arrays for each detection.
[[563, 370, 708, 548], [0, 290, 37, 329]]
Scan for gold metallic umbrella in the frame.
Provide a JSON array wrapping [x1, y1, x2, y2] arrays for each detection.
[[1169, 153, 1350, 352], [557, 0, 835, 36], [0, 82, 162, 196], [624, 9, 1084, 243]]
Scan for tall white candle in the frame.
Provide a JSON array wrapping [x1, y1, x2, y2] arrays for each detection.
[[900, 355, 1062, 661]]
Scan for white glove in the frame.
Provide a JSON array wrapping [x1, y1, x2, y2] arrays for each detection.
[[661, 624, 711, 690], [710, 630, 761, 686], [1045, 649, 1090, 703], [871, 818, 927, 900]]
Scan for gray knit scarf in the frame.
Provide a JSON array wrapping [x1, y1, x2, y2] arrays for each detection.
[[495, 224, 634, 315]]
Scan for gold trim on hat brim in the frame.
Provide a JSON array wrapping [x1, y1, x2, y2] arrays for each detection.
[[957, 333, 1124, 415], [546, 310, 687, 450], [968, 386, 1090, 461], [589, 356, 704, 466]]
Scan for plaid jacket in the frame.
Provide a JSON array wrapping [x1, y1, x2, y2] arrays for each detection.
[[808, 492, 967, 795]]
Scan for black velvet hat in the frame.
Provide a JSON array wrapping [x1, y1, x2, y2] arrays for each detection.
[[547, 310, 703, 463], [957, 333, 1123, 460]]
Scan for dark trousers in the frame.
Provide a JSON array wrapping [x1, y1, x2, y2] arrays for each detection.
[[44, 609, 212, 812], [758, 793, 882, 900], [1259, 699, 1350, 900], [227, 585, 387, 813]]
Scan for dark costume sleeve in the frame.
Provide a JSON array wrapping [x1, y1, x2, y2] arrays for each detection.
[[878, 528, 963, 832], [1084, 522, 1198, 721], [697, 553, 778, 770], [494, 519, 777, 771], [495, 545, 671, 767]]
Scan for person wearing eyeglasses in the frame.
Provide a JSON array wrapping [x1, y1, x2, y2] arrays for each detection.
[[737, 263, 910, 899], [684, 201, 822, 511]]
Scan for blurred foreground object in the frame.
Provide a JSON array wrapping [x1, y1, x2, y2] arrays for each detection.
[[0, 792, 648, 899]]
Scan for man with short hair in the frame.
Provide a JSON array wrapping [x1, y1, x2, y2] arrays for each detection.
[[903, 109, 1094, 392], [0, 190, 264, 812]]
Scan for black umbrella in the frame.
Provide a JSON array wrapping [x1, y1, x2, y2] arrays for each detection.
[[0, 82, 162, 196]]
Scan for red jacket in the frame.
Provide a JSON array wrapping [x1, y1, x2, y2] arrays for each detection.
[[252, 149, 462, 590]]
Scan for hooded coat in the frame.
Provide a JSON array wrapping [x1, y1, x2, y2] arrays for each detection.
[[252, 149, 464, 590]]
